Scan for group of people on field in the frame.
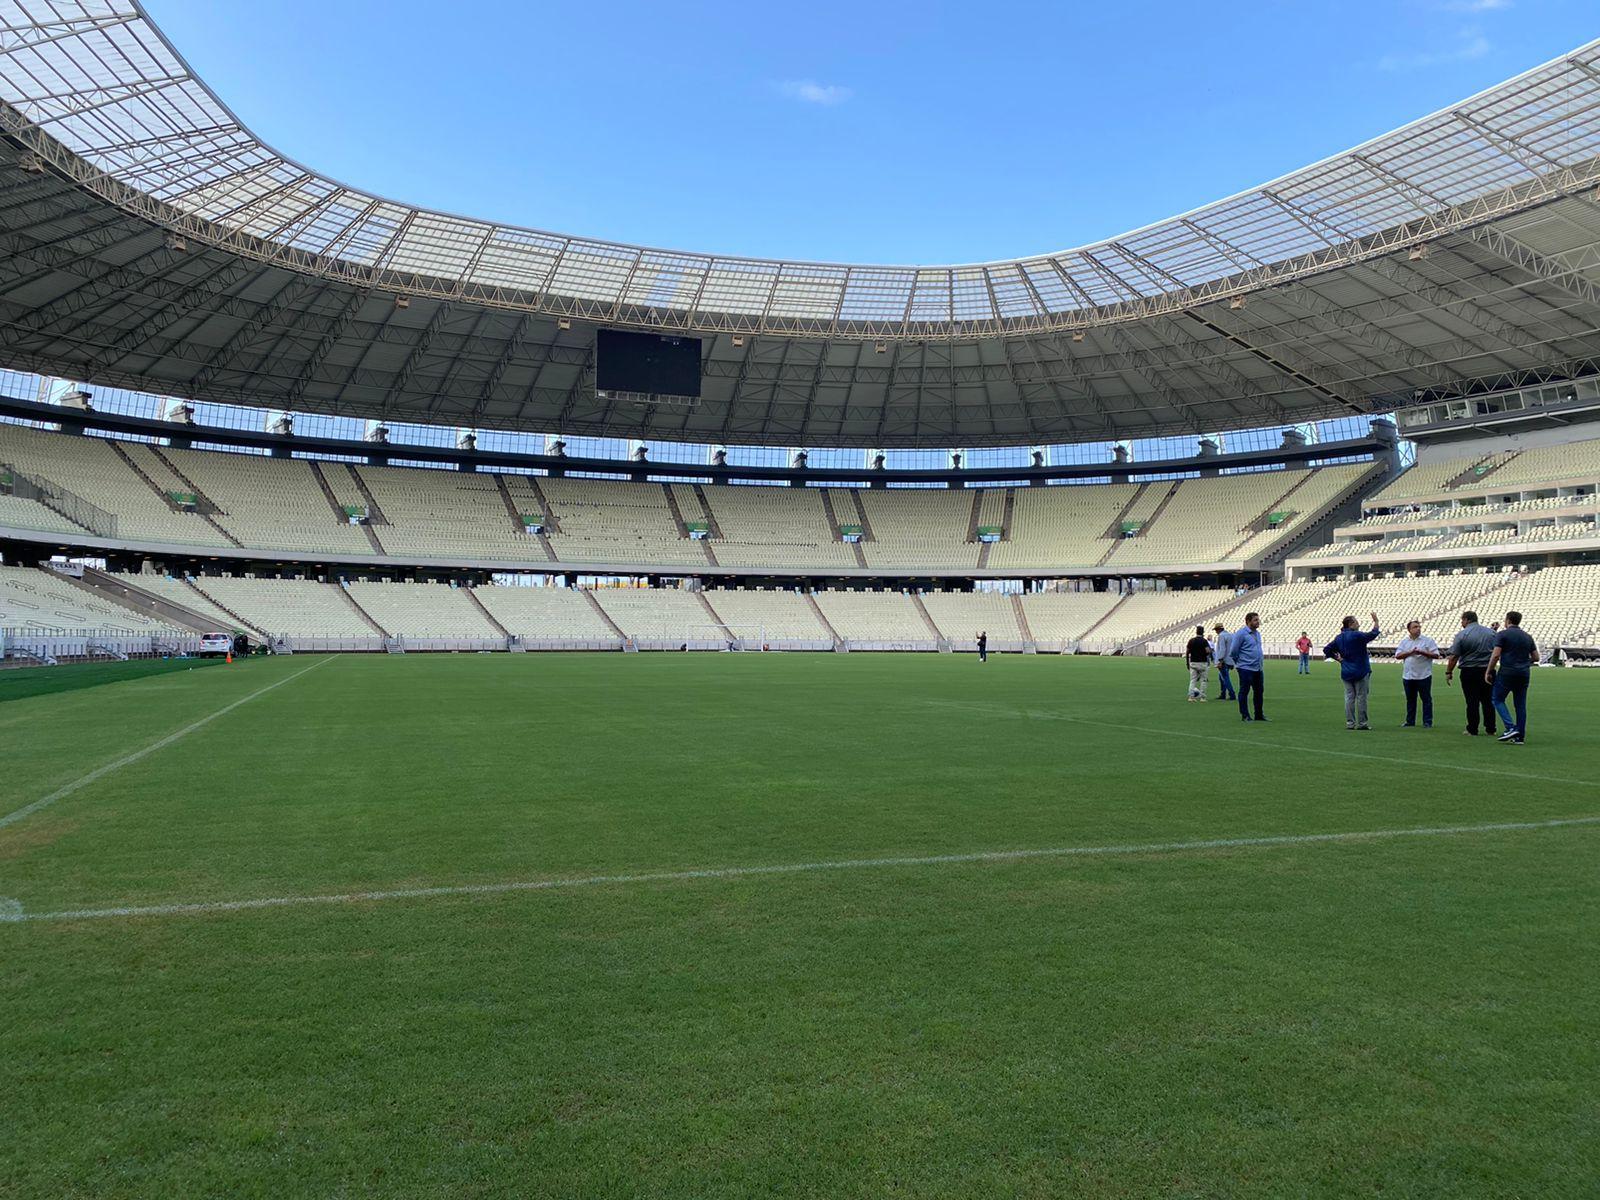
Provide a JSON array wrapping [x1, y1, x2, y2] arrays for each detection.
[[1183, 609, 1539, 742]]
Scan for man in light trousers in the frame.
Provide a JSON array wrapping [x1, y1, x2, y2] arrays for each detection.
[[1324, 612, 1382, 731]]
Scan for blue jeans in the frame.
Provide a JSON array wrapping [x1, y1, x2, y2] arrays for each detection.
[[1236, 668, 1264, 720], [1298, 653, 1310, 674], [1217, 665, 1236, 699], [1492, 671, 1529, 737]]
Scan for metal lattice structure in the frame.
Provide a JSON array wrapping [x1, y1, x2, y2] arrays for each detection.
[[3, 2, 1600, 445]]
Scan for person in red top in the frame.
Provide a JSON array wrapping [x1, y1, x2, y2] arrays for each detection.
[[1295, 632, 1314, 675]]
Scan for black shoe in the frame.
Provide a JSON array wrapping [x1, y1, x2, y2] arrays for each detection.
[[1496, 730, 1519, 742], [1241, 715, 1253, 722], [1255, 716, 1269, 723], [1356, 724, 1370, 731], [1400, 723, 1414, 728]]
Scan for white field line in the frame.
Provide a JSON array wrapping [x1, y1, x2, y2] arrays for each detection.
[[921, 699, 1600, 789], [0, 656, 336, 832], [3, 815, 1596, 924]]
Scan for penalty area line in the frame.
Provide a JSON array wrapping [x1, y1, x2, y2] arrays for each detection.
[[3, 814, 1597, 924], [920, 699, 1600, 789], [0, 656, 336, 833]]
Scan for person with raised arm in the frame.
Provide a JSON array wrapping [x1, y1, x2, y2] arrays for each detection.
[[1323, 612, 1382, 731]]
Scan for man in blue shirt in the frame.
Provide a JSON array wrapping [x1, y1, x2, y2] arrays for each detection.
[[1323, 611, 1382, 730], [1231, 612, 1266, 722], [1487, 611, 1539, 744]]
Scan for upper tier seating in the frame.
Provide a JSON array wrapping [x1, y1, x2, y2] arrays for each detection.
[[164, 448, 375, 556], [696, 486, 855, 569], [989, 484, 1138, 569], [853, 488, 981, 570], [0, 424, 233, 546], [355, 464, 547, 562], [0, 425, 1386, 571], [1371, 436, 1600, 505], [540, 479, 703, 566], [0, 492, 82, 536]]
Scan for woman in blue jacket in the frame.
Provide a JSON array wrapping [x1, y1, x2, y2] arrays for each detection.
[[1323, 612, 1382, 731]]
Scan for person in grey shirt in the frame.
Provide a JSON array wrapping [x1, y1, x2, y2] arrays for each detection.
[[1444, 610, 1498, 736]]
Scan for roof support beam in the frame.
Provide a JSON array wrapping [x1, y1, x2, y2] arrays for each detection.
[[1465, 224, 1600, 310]]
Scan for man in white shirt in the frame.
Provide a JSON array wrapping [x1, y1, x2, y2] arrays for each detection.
[[1394, 619, 1441, 728]]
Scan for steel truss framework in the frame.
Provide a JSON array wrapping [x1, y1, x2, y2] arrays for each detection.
[[1, 4, 1600, 445]]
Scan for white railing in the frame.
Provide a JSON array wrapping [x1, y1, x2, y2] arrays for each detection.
[[1, 626, 201, 661]]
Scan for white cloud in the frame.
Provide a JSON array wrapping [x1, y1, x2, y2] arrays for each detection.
[[776, 80, 852, 106], [1439, 0, 1510, 12], [1378, 28, 1492, 71]]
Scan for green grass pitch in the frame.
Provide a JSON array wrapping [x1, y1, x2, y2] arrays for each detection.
[[3, 652, 1597, 1197]]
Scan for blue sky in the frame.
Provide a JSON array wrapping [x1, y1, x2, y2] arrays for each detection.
[[147, 0, 1593, 265]]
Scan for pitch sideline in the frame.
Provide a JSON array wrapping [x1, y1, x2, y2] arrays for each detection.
[[0, 655, 336, 832], [2, 814, 1596, 924]]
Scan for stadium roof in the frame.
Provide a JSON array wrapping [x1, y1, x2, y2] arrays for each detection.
[[2, 5, 1600, 446]]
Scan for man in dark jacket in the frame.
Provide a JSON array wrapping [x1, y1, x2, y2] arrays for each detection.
[[1324, 612, 1382, 730], [1185, 625, 1212, 702], [1444, 610, 1497, 736]]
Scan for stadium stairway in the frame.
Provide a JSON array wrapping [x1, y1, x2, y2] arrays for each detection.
[[463, 587, 511, 639], [847, 490, 877, 541], [1219, 475, 1320, 558], [307, 461, 351, 524], [819, 490, 851, 544], [110, 442, 242, 546], [1446, 452, 1518, 491], [339, 583, 390, 637], [1077, 592, 1133, 641], [805, 593, 844, 649], [662, 484, 694, 538], [183, 578, 269, 638], [1001, 489, 1016, 540], [910, 592, 951, 649], [72, 568, 215, 632], [1010, 594, 1037, 650], [346, 466, 391, 524], [964, 493, 983, 542], [1096, 484, 1159, 566], [581, 590, 628, 642], [491, 475, 527, 535], [689, 485, 725, 539], [694, 590, 730, 639], [523, 477, 562, 532], [147, 447, 246, 548], [1268, 462, 1388, 567]]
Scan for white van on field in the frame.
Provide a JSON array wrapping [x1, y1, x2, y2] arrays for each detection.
[[198, 632, 234, 657]]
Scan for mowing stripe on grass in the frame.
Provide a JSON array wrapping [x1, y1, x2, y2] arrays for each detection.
[[0, 656, 336, 833], [921, 699, 1600, 789], [3, 815, 1596, 924]]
